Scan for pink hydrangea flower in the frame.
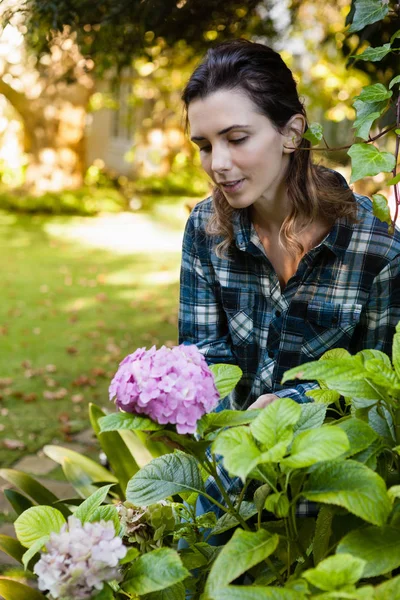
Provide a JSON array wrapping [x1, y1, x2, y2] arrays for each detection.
[[109, 344, 220, 434]]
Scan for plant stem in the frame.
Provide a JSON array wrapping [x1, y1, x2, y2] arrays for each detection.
[[302, 123, 396, 152], [265, 556, 286, 586]]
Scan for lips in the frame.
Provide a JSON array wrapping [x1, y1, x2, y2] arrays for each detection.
[[219, 178, 245, 193]]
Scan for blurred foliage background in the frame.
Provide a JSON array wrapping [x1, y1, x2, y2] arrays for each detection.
[[0, 0, 398, 467]]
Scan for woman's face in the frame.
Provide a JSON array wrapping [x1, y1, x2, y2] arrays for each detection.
[[188, 88, 292, 210]]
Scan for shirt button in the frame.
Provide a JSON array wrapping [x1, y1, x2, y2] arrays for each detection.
[[275, 310, 281, 318]]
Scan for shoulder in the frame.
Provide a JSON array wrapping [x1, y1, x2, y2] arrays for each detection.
[[187, 196, 213, 229], [351, 193, 400, 263]]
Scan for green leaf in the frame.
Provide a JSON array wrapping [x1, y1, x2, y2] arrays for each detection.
[[353, 111, 381, 141], [0, 469, 59, 505], [302, 553, 365, 591], [87, 504, 120, 532], [196, 409, 261, 437], [126, 450, 205, 504], [62, 458, 99, 499], [387, 172, 400, 185], [123, 547, 189, 595], [303, 459, 391, 526], [74, 484, 114, 523], [142, 582, 186, 600], [254, 484, 271, 513], [368, 405, 395, 443], [265, 492, 289, 518], [335, 419, 378, 456], [98, 411, 163, 433], [352, 44, 392, 62], [212, 426, 261, 480], [348, 144, 396, 183], [3, 489, 34, 516], [372, 194, 392, 226], [14, 506, 66, 548], [375, 574, 400, 599], [0, 534, 25, 565], [337, 525, 400, 577], [305, 388, 341, 404], [209, 363, 243, 399], [92, 584, 115, 600], [210, 501, 258, 536], [89, 403, 140, 496], [250, 397, 301, 447], [389, 75, 400, 90], [303, 122, 324, 145], [393, 327, 400, 380], [313, 506, 333, 565], [357, 348, 392, 368], [213, 587, 302, 600], [282, 427, 349, 469], [293, 403, 327, 435], [358, 84, 392, 103], [43, 445, 118, 483], [119, 546, 139, 564], [0, 578, 47, 600], [348, 0, 389, 33], [205, 529, 279, 595], [22, 536, 48, 569]]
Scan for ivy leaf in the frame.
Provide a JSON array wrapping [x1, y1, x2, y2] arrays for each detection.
[[348, 144, 396, 183], [348, 0, 389, 33], [353, 111, 381, 140], [357, 84, 392, 103], [389, 75, 400, 90], [303, 122, 324, 145], [352, 44, 392, 62], [209, 363, 243, 399], [372, 194, 392, 226]]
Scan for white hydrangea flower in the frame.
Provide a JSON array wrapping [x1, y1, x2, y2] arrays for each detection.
[[34, 516, 127, 599]]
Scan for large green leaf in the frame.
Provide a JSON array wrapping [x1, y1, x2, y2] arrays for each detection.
[[0, 578, 47, 600], [126, 450, 204, 505], [74, 484, 114, 523], [196, 409, 261, 437], [393, 325, 400, 380], [281, 427, 349, 469], [210, 501, 258, 536], [205, 529, 279, 595], [353, 111, 381, 141], [87, 504, 120, 533], [0, 534, 24, 564], [348, 0, 389, 32], [90, 404, 141, 496], [3, 489, 34, 516], [337, 525, 400, 578], [209, 363, 243, 399], [348, 144, 396, 184], [335, 418, 378, 456], [43, 445, 118, 482], [122, 548, 189, 595], [357, 84, 392, 103], [22, 536, 48, 569], [303, 460, 391, 526], [62, 458, 100, 499], [14, 506, 65, 548], [98, 411, 163, 433], [212, 426, 261, 480], [250, 397, 301, 447], [302, 554, 365, 591], [313, 505, 333, 565], [293, 403, 327, 436], [375, 574, 400, 599], [352, 44, 392, 62], [0, 469, 59, 505], [142, 582, 186, 600], [212, 588, 302, 600], [389, 75, 400, 90], [305, 388, 340, 405]]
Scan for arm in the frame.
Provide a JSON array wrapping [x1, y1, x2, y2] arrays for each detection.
[[178, 212, 237, 366]]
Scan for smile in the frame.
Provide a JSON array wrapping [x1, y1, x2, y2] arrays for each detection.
[[219, 179, 245, 192]]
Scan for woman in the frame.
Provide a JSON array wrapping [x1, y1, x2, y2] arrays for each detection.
[[179, 39, 400, 415]]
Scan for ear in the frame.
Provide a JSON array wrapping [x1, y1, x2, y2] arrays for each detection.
[[282, 114, 306, 154]]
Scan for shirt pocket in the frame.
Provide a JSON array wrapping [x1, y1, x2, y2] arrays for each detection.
[[302, 301, 363, 359], [221, 287, 255, 345]]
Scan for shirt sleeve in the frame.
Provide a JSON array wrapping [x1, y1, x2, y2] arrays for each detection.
[[273, 382, 318, 404], [178, 212, 237, 366], [356, 257, 400, 355]]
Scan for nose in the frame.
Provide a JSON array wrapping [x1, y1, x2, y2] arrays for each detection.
[[211, 145, 232, 174]]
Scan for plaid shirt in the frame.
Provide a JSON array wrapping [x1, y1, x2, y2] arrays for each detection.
[[179, 187, 400, 520]]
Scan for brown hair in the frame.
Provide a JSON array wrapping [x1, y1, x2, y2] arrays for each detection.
[[182, 39, 357, 257]]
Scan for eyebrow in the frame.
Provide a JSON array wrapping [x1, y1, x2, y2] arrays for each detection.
[[190, 124, 250, 142]]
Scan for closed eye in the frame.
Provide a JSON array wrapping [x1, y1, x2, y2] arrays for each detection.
[[230, 137, 248, 144]]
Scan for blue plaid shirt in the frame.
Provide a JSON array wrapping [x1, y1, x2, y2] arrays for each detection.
[[179, 189, 400, 520]]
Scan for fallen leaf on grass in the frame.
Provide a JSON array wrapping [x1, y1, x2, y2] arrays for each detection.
[[73, 375, 96, 387], [45, 364, 57, 373], [71, 394, 84, 403], [23, 393, 38, 403], [66, 346, 78, 355], [91, 367, 106, 377], [0, 378, 13, 388], [3, 439, 26, 450]]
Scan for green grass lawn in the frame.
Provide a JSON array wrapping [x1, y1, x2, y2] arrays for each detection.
[[0, 203, 188, 467]]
